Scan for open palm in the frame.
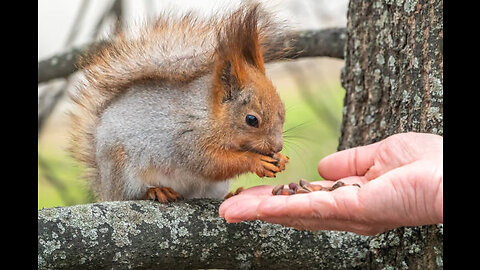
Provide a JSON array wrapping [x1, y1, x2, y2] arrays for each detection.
[[219, 132, 443, 235]]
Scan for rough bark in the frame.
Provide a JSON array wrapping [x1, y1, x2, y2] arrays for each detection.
[[339, 0, 443, 148], [38, 199, 443, 269], [338, 0, 443, 269], [37, 28, 346, 85]]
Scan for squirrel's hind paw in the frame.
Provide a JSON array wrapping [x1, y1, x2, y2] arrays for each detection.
[[143, 187, 184, 203]]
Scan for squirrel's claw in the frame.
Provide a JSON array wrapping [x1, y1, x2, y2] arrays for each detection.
[[273, 152, 289, 171], [143, 187, 184, 203]]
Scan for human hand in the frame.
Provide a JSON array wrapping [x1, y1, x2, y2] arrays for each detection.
[[219, 132, 443, 235]]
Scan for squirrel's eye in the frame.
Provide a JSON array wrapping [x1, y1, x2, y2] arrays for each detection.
[[245, 114, 259, 128]]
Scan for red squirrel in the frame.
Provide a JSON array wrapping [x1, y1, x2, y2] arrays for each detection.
[[69, 3, 290, 202]]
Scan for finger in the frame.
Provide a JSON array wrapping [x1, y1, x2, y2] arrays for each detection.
[[358, 160, 443, 226], [219, 185, 273, 217], [258, 182, 365, 221], [259, 216, 386, 236], [310, 176, 368, 188], [317, 141, 381, 180], [236, 185, 275, 196], [221, 179, 365, 223], [257, 192, 338, 219], [222, 196, 264, 222], [219, 194, 247, 217], [257, 187, 383, 234]]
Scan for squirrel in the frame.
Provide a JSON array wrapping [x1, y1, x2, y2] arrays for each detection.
[[68, 2, 291, 202]]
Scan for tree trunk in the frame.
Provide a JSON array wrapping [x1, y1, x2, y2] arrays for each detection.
[[340, 0, 443, 149], [338, 0, 443, 268]]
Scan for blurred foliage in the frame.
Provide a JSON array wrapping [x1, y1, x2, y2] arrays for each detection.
[[38, 152, 94, 209], [38, 62, 345, 209]]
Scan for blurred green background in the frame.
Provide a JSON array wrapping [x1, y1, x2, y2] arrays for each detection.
[[38, 58, 345, 209]]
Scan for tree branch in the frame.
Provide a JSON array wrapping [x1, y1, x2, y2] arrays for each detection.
[[283, 27, 346, 60], [37, 28, 346, 85], [38, 199, 443, 269], [38, 41, 108, 85]]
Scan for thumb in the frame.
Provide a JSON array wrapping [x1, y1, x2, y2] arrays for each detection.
[[318, 141, 381, 180]]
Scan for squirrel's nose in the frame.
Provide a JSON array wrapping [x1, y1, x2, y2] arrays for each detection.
[[272, 135, 283, 153]]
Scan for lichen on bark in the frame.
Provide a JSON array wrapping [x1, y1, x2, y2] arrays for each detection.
[[340, 0, 443, 148], [337, 0, 443, 269]]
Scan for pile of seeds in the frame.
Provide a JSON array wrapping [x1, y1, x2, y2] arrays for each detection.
[[272, 179, 360, 195]]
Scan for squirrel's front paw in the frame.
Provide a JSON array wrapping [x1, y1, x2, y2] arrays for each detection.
[[255, 153, 289, 178], [143, 187, 184, 203], [273, 152, 289, 171]]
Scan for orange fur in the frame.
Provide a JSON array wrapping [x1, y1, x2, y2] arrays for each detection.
[[211, 4, 269, 116], [200, 148, 260, 180]]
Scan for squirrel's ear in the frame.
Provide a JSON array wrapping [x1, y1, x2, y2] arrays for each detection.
[[219, 60, 238, 102], [212, 4, 265, 104], [230, 5, 265, 73], [213, 58, 243, 103], [216, 4, 265, 73]]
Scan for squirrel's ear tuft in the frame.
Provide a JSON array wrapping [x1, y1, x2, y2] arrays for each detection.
[[215, 3, 265, 75], [212, 3, 265, 105]]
